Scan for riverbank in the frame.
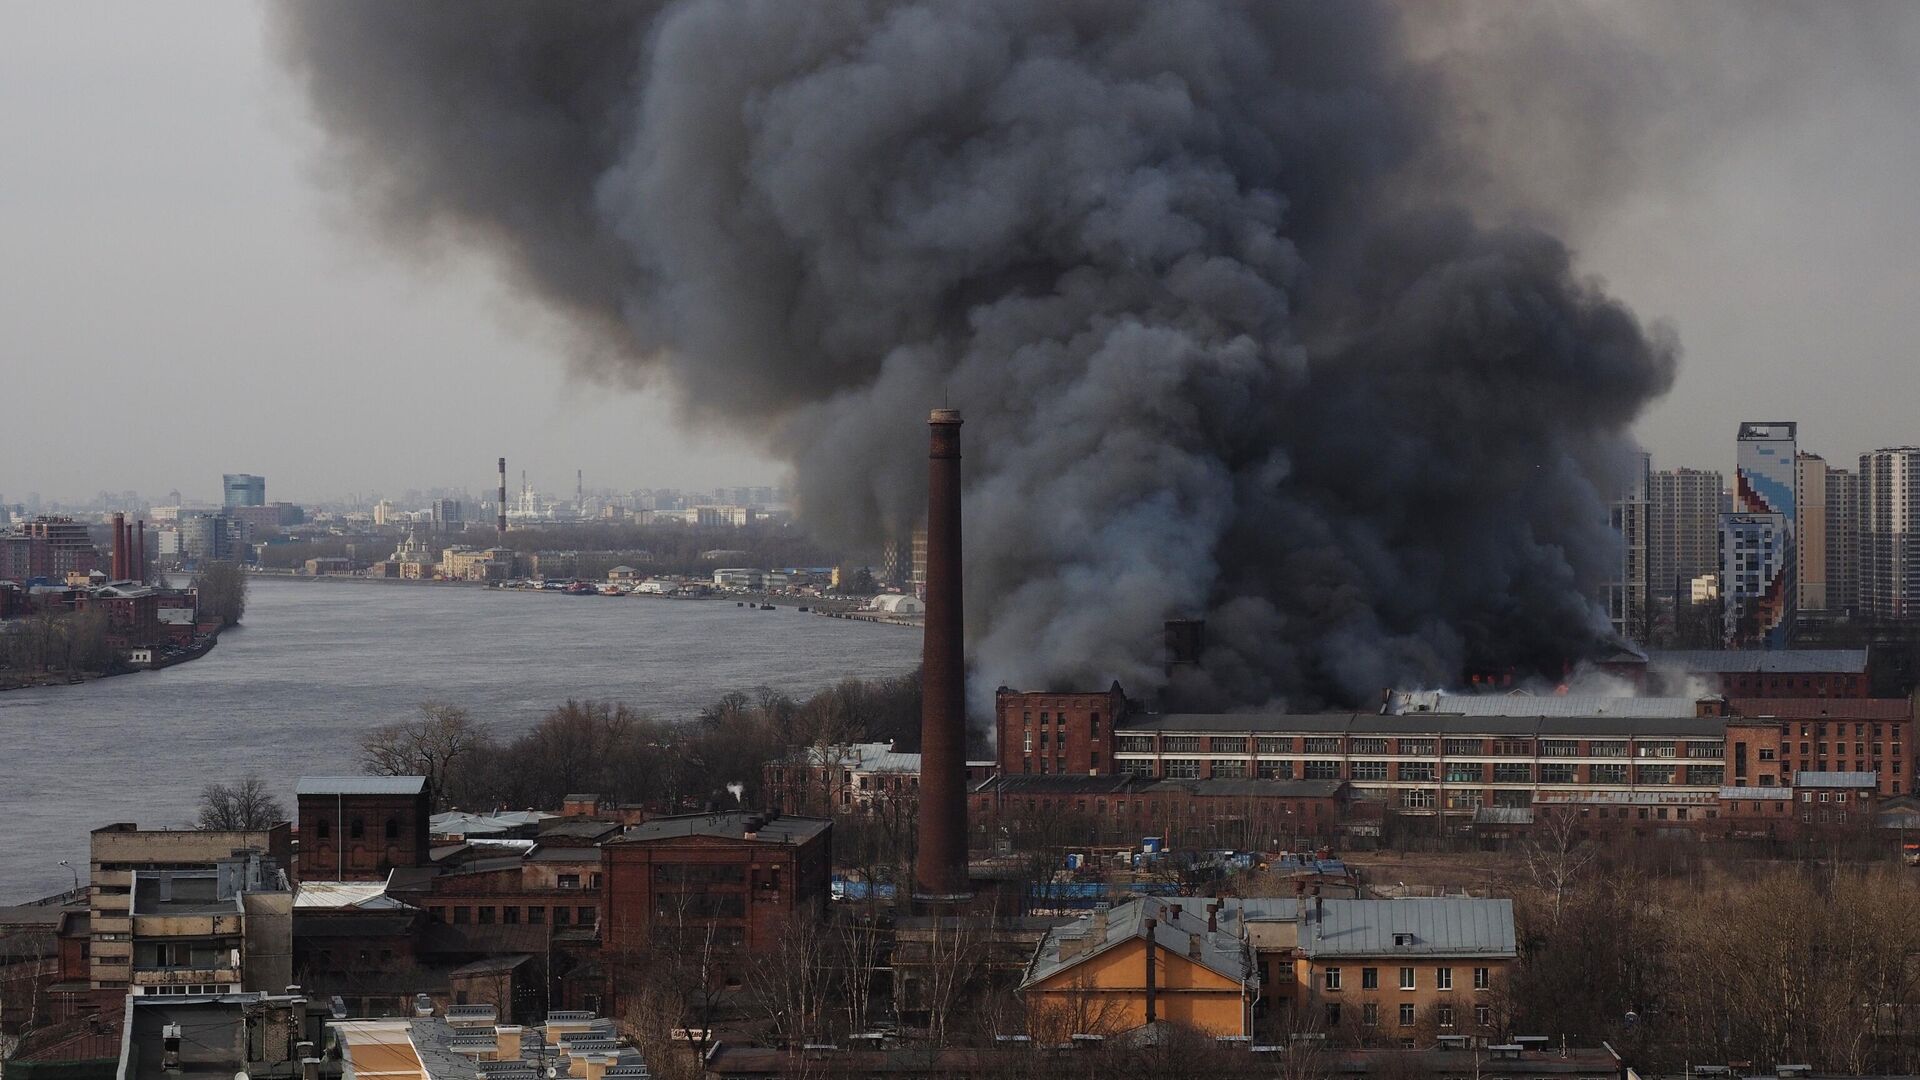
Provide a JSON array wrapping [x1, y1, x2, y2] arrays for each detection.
[[0, 624, 223, 692]]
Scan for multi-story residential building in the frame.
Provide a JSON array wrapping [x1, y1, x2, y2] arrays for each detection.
[[1020, 895, 1257, 1038], [763, 741, 921, 815], [1859, 447, 1920, 620], [222, 473, 265, 508], [1649, 468, 1725, 607], [1828, 465, 1861, 617], [1724, 422, 1797, 646], [1609, 454, 1651, 642], [0, 516, 101, 582], [439, 546, 514, 582], [125, 852, 291, 998], [1798, 453, 1833, 614], [1295, 898, 1517, 1041], [431, 498, 465, 533], [86, 822, 293, 997], [295, 776, 433, 882]]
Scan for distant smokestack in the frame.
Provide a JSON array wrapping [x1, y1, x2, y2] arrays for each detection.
[[497, 457, 508, 542], [914, 408, 969, 904], [136, 520, 146, 583], [112, 512, 126, 580]]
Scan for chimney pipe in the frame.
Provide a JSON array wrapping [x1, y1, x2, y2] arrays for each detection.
[[1207, 902, 1218, 933], [913, 408, 970, 905], [1143, 916, 1157, 1025], [112, 512, 126, 580], [497, 457, 508, 543]]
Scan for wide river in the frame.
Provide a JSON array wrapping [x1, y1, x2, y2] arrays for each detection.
[[0, 577, 919, 900]]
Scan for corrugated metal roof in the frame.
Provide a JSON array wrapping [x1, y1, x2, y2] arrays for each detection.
[[613, 811, 829, 845], [293, 881, 414, 910], [1300, 898, 1516, 959], [1794, 771, 1877, 788], [1720, 786, 1793, 800], [1023, 895, 1252, 990], [1647, 649, 1869, 674], [296, 775, 427, 796]]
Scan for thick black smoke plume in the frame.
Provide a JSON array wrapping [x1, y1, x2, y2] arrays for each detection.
[[273, 2, 1676, 710]]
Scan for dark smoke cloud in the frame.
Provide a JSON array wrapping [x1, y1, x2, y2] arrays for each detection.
[[272, 1, 1676, 711]]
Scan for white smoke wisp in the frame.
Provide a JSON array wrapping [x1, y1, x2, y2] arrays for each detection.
[[726, 782, 746, 806], [274, 2, 1683, 710]]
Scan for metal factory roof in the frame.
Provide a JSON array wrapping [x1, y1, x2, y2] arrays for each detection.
[[1298, 898, 1516, 960], [1023, 894, 1252, 990], [431, 810, 549, 836], [612, 811, 829, 845], [1727, 698, 1911, 719], [1120, 712, 1728, 739], [293, 881, 413, 910], [1390, 691, 1704, 718], [1794, 771, 1878, 788], [1646, 649, 1870, 674], [297, 775, 428, 796], [1720, 786, 1794, 800]]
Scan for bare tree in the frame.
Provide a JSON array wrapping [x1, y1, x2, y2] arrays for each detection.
[[197, 775, 287, 830], [744, 913, 838, 1047], [358, 702, 488, 809], [191, 560, 248, 627], [1520, 805, 1596, 931]]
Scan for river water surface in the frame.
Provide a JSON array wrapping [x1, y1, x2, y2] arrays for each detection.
[[0, 578, 919, 900]]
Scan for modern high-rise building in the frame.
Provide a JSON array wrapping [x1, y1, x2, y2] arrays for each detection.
[[1859, 447, 1920, 620], [1828, 466, 1861, 617], [1796, 453, 1832, 614], [1649, 467, 1725, 607], [431, 498, 465, 533], [1608, 454, 1651, 642], [223, 473, 266, 508], [1724, 422, 1797, 647]]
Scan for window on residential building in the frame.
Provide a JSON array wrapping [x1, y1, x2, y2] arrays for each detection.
[[1362, 967, 1379, 989], [1326, 1003, 1342, 1027], [1399, 967, 1415, 990], [1437, 1004, 1455, 1028], [1399, 1003, 1416, 1027], [1474, 967, 1491, 990], [1362, 1003, 1380, 1027], [1475, 1004, 1491, 1027], [1324, 967, 1342, 991], [1436, 967, 1453, 990]]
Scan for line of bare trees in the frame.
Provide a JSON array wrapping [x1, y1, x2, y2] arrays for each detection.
[[355, 673, 922, 813]]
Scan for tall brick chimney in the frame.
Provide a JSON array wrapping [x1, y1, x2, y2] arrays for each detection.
[[914, 408, 970, 904], [111, 512, 126, 580]]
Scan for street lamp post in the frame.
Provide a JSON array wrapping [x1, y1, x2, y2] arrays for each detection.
[[58, 859, 80, 897]]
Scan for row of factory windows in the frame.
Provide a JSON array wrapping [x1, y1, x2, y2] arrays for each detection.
[[1114, 757, 1727, 785], [1020, 710, 1103, 736], [426, 903, 598, 926], [1114, 735, 1728, 758]]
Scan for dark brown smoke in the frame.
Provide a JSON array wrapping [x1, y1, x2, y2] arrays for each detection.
[[272, 2, 1678, 710]]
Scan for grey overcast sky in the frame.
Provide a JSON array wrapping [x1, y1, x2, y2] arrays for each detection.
[[3, 2, 1917, 505]]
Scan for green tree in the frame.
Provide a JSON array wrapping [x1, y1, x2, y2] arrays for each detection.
[[192, 560, 248, 627]]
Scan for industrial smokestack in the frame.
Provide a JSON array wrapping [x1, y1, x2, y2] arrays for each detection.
[[136, 520, 146, 584], [497, 457, 508, 542], [914, 408, 969, 904], [111, 512, 126, 580]]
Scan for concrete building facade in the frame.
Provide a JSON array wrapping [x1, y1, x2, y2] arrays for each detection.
[[1649, 467, 1724, 607], [1860, 447, 1920, 620], [1724, 422, 1797, 646]]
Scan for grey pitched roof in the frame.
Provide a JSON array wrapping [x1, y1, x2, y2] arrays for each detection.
[[1299, 898, 1516, 959], [296, 775, 427, 796], [1022, 895, 1253, 990], [1646, 649, 1869, 674]]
